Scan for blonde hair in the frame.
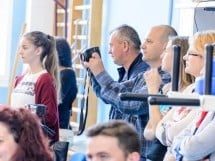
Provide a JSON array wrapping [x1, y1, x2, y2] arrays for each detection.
[[169, 36, 195, 90], [192, 30, 215, 56]]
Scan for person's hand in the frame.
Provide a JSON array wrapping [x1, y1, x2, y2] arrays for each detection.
[[84, 52, 105, 76], [144, 68, 162, 94]]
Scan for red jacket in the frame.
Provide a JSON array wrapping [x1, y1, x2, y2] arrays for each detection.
[[15, 73, 59, 142]]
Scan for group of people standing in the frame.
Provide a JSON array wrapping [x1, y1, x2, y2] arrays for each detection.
[[84, 24, 177, 161], [84, 24, 215, 161], [1, 23, 215, 161]]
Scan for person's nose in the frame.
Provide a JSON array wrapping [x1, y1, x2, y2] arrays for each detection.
[[108, 48, 112, 55], [18, 48, 23, 55], [141, 43, 146, 50], [183, 53, 188, 60]]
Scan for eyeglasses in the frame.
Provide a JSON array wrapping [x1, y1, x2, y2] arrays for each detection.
[[187, 52, 202, 58]]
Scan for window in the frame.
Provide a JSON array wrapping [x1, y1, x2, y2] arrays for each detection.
[[176, 1, 215, 35]]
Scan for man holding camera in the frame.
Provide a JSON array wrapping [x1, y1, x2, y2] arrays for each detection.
[[83, 24, 149, 160], [88, 24, 149, 120], [83, 24, 177, 161]]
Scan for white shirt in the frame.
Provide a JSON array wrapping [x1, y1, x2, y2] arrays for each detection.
[[11, 70, 47, 108]]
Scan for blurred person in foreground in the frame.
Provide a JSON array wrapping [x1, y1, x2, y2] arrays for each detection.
[[86, 120, 141, 161], [0, 106, 53, 161]]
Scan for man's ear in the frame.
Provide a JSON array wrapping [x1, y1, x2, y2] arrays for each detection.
[[123, 40, 129, 52], [127, 152, 140, 161]]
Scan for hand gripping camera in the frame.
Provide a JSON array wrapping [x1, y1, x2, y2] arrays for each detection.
[[80, 46, 101, 62]]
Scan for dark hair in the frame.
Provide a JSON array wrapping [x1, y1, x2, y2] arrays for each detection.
[[110, 24, 141, 51], [55, 37, 72, 67], [0, 107, 53, 161], [86, 120, 140, 157]]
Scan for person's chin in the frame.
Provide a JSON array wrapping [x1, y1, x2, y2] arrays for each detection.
[[22, 60, 28, 64], [185, 68, 191, 74], [142, 57, 146, 61]]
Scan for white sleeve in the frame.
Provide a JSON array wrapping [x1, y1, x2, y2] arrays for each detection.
[[155, 108, 175, 146], [179, 114, 215, 160], [166, 110, 198, 144]]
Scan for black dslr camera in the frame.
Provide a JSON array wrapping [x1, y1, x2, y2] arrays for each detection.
[[25, 104, 46, 117], [80, 46, 101, 62], [25, 104, 55, 137]]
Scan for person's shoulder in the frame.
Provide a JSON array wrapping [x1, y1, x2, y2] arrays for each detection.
[[16, 74, 26, 81], [158, 68, 170, 79], [14, 74, 26, 86], [138, 60, 149, 67], [35, 72, 54, 89], [37, 72, 53, 82], [133, 71, 146, 80], [60, 68, 76, 80], [61, 68, 75, 75], [182, 83, 195, 93]]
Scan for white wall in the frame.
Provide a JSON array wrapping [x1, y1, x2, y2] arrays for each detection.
[[26, 0, 55, 34], [101, 0, 171, 74], [174, 1, 215, 36], [22, 0, 55, 71]]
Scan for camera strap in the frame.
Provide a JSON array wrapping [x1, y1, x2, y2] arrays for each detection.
[[77, 71, 90, 135]]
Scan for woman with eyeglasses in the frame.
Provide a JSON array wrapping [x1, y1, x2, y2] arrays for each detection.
[[171, 30, 215, 161], [155, 31, 215, 161]]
